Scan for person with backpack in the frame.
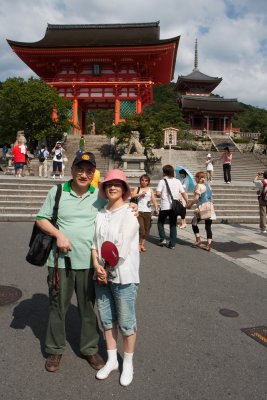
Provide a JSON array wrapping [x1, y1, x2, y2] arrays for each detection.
[[253, 170, 267, 233], [2, 145, 8, 161], [38, 144, 49, 178], [51, 141, 65, 179]]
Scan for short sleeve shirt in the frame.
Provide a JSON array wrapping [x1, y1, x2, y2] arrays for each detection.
[[157, 177, 185, 210], [37, 181, 106, 269]]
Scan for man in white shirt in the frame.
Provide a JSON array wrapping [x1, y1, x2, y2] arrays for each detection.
[[156, 165, 189, 249]]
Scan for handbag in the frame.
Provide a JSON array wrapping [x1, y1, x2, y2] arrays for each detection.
[[26, 184, 62, 266], [164, 179, 186, 217], [197, 183, 216, 220], [130, 187, 140, 204], [198, 201, 213, 220]]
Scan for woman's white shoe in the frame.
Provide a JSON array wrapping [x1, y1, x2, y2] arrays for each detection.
[[96, 361, 119, 380], [120, 368, 133, 386]]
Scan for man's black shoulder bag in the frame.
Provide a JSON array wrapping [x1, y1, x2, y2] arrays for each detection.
[[26, 184, 62, 267]]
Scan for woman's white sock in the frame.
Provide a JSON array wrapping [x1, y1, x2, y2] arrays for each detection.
[[120, 352, 134, 386]]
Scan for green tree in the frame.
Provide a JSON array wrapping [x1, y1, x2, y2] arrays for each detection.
[[233, 103, 267, 143], [0, 77, 72, 146]]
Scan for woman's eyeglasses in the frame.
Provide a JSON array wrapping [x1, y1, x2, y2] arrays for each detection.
[[105, 182, 123, 188]]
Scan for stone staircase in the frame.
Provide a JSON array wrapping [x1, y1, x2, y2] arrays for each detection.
[[0, 176, 261, 224], [63, 135, 112, 176], [0, 147, 266, 223], [208, 135, 240, 152], [153, 150, 266, 182]]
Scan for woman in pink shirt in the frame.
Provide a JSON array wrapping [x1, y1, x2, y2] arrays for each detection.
[[220, 146, 232, 184]]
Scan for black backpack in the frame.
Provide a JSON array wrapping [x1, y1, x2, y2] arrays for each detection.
[[38, 150, 45, 162]]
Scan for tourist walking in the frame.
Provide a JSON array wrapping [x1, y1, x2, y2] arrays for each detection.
[[12, 140, 27, 177], [156, 165, 189, 249], [178, 169, 190, 229], [38, 144, 49, 177], [220, 146, 232, 183], [253, 170, 267, 233], [36, 152, 107, 373], [79, 135, 85, 152], [2, 145, 8, 161], [131, 174, 159, 252], [187, 171, 216, 251], [92, 169, 139, 386], [51, 141, 65, 178], [91, 169, 101, 188], [205, 153, 214, 183]]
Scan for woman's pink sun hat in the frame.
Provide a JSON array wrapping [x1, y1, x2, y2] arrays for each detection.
[[99, 169, 131, 201]]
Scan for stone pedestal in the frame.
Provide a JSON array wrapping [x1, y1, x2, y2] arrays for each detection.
[[121, 154, 147, 178]]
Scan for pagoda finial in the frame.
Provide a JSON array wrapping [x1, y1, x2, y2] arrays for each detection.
[[194, 38, 198, 70]]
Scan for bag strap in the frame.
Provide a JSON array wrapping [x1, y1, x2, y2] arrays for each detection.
[[164, 178, 174, 201], [51, 184, 62, 225]]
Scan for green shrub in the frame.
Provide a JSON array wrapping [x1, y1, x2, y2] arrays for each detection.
[[233, 137, 251, 144]]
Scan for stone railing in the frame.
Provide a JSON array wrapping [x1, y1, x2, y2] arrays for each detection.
[[188, 130, 262, 140]]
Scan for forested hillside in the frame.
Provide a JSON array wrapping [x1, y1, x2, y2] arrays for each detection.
[[93, 83, 267, 143]]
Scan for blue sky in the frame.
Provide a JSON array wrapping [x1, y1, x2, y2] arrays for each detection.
[[1, 0, 267, 109]]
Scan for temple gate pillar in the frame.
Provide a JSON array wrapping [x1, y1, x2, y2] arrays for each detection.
[[52, 106, 58, 122], [72, 98, 78, 135], [229, 116, 233, 131], [115, 98, 120, 125], [136, 98, 142, 114]]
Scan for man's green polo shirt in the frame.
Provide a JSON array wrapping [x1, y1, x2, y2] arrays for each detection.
[[36, 180, 106, 269]]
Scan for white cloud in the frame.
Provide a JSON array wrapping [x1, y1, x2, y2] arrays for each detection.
[[1, 0, 267, 108]]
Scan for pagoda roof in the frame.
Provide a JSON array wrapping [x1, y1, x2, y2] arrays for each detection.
[[7, 22, 178, 48], [7, 22, 180, 84], [175, 68, 222, 92], [179, 95, 240, 113]]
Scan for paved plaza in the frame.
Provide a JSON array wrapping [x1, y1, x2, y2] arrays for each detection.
[[177, 221, 267, 279], [1, 221, 267, 400]]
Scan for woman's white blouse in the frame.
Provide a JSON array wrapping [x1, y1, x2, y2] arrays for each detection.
[[92, 204, 140, 284]]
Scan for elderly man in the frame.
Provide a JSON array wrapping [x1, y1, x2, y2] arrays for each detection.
[[36, 152, 106, 372]]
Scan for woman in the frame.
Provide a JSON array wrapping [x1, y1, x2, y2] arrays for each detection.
[[220, 146, 232, 184], [187, 171, 215, 252], [92, 169, 139, 387], [178, 169, 190, 229], [205, 153, 214, 183], [131, 174, 158, 252], [156, 165, 189, 249]]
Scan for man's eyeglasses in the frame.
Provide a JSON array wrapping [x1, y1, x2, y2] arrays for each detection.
[[75, 167, 95, 176]]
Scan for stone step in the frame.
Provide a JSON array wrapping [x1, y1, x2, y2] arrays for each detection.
[[0, 207, 39, 214], [0, 213, 260, 224], [0, 201, 44, 207], [0, 189, 50, 196]]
